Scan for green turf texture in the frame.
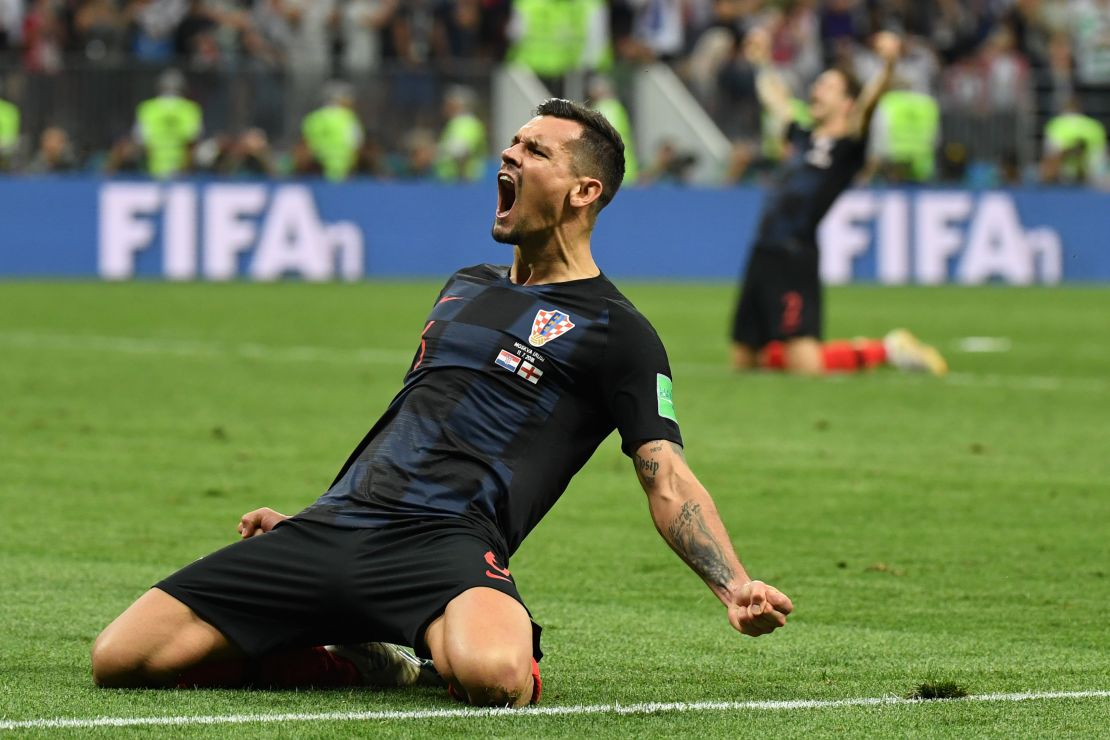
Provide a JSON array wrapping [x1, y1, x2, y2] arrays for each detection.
[[1, 281, 1107, 737]]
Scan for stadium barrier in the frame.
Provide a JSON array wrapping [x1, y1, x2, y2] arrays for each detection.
[[1, 178, 1105, 283]]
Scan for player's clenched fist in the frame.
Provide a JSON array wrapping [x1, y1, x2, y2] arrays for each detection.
[[728, 580, 793, 637], [237, 507, 290, 538]]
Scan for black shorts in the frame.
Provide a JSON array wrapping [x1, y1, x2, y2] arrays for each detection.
[[156, 518, 542, 661], [732, 245, 822, 349]]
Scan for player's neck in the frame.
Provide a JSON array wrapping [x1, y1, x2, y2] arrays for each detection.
[[510, 229, 599, 286], [813, 113, 851, 140]]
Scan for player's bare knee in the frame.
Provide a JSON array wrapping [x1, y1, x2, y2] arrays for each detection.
[[90, 632, 149, 687], [731, 343, 758, 371], [785, 362, 822, 376], [431, 657, 456, 688], [452, 650, 532, 707], [91, 625, 183, 688], [784, 339, 823, 375]]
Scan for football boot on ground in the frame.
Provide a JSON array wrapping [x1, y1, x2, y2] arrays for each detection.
[[884, 329, 948, 375], [325, 642, 443, 688]]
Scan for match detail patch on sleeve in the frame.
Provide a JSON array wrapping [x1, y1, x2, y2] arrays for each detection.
[[656, 374, 677, 423]]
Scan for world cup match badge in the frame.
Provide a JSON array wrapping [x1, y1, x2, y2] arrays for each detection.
[[529, 309, 575, 347]]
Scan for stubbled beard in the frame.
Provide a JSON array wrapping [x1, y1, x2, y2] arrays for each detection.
[[492, 219, 536, 244], [491, 220, 516, 244]]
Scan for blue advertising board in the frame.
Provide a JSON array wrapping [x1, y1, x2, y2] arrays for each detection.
[[1, 177, 1107, 283]]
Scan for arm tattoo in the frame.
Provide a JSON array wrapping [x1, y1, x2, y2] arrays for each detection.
[[635, 453, 659, 482], [634, 441, 685, 487], [634, 442, 665, 486], [666, 501, 734, 589]]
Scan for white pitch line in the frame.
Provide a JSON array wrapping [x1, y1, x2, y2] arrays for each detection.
[[1, 690, 1107, 731]]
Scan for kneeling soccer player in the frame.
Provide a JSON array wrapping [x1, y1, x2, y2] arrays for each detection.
[[92, 99, 793, 707], [731, 29, 946, 376]]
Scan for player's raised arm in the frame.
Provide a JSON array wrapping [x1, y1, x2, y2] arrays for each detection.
[[850, 31, 902, 139], [745, 28, 796, 128], [632, 440, 793, 636]]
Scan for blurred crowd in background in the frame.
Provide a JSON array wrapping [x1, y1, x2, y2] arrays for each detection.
[[0, 0, 1106, 187]]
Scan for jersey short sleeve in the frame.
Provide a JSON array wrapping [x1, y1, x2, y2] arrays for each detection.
[[601, 304, 683, 457]]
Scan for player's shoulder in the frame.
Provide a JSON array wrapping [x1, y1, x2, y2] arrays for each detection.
[[595, 276, 665, 342], [448, 263, 510, 284], [430, 263, 506, 304], [592, 277, 674, 378]]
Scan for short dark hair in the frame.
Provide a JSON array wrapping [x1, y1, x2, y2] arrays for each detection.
[[831, 67, 863, 100], [534, 98, 625, 212]]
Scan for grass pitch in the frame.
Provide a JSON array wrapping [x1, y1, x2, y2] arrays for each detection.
[[0, 281, 1107, 737]]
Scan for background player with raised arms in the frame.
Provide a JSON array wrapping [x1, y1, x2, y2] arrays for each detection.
[[91, 99, 793, 708], [732, 29, 947, 376]]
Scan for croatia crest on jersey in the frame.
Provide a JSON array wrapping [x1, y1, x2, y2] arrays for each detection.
[[529, 309, 575, 347]]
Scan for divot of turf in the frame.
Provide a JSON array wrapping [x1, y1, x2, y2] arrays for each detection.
[[907, 681, 970, 700]]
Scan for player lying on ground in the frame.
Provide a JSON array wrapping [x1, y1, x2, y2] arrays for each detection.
[[732, 28, 947, 376], [91, 99, 793, 708]]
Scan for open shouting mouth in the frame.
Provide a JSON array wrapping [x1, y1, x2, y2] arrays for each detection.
[[496, 171, 518, 219]]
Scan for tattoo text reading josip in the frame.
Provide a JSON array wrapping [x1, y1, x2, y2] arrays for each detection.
[[633, 441, 683, 486]]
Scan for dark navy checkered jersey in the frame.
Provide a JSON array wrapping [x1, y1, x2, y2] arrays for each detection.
[[755, 122, 867, 249], [296, 264, 683, 555]]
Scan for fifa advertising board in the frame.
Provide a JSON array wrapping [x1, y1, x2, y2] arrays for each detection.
[[0, 179, 1105, 283]]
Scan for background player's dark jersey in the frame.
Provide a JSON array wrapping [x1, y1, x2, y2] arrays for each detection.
[[754, 122, 867, 249], [296, 264, 683, 555]]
